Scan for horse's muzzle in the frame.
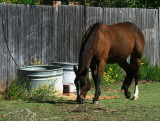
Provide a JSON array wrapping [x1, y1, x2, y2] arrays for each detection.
[[76, 96, 84, 104]]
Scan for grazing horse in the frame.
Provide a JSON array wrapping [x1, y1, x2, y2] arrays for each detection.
[[74, 22, 145, 104]]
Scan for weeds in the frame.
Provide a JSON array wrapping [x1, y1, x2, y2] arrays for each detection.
[[30, 58, 41, 65], [30, 58, 48, 66], [101, 64, 124, 86], [140, 58, 160, 82], [26, 84, 63, 102], [4, 78, 27, 100], [4, 78, 63, 102]]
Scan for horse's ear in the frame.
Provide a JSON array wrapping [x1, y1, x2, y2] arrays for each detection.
[[73, 65, 78, 75]]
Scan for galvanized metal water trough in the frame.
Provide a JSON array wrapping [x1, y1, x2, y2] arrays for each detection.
[[17, 65, 63, 93]]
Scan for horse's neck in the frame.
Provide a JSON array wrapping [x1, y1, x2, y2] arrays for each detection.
[[78, 56, 91, 75], [78, 24, 96, 75]]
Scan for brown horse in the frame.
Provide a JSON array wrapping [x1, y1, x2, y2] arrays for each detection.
[[74, 22, 145, 104]]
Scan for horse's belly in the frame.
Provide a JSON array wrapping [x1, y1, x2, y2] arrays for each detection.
[[106, 43, 133, 64], [107, 52, 130, 64], [107, 57, 123, 63]]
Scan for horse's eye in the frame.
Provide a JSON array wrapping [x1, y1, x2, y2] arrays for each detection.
[[80, 78, 87, 87]]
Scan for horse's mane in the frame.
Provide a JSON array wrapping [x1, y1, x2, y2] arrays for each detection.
[[78, 22, 104, 74]]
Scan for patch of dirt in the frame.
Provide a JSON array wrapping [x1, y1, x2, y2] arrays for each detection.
[[63, 93, 118, 101]]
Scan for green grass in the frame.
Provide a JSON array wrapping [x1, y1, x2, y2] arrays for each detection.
[[0, 82, 160, 121]]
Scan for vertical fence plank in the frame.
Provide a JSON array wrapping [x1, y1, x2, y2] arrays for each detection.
[[48, 6, 58, 63], [57, 5, 84, 63], [159, 8, 160, 64], [19, 5, 30, 66], [0, 4, 9, 91], [85, 6, 103, 29], [41, 6, 49, 64]]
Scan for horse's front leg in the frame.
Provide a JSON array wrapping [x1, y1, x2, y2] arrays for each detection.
[[93, 74, 102, 104], [91, 60, 105, 104]]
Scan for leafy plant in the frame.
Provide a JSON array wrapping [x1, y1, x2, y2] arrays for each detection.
[[30, 58, 41, 65], [101, 64, 124, 87], [26, 83, 63, 102], [4, 78, 63, 102], [2, 0, 40, 5], [30, 58, 48, 65], [86, 0, 160, 8], [139, 58, 160, 82], [4, 77, 27, 99]]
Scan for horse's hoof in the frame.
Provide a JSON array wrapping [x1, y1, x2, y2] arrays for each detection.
[[93, 101, 99, 104], [133, 96, 138, 100], [125, 91, 131, 99], [77, 98, 85, 104]]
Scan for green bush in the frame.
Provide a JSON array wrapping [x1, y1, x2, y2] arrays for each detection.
[[4, 78, 63, 102], [26, 84, 63, 102], [101, 64, 125, 87], [2, 0, 40, 5], [140, 58, 160, 82], [4, 78, 27, 99]]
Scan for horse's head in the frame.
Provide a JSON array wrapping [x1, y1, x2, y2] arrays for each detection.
[[74, 66, 91, 104]]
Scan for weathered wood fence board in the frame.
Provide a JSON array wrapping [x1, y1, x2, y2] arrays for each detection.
[[0, 4, 160, 91], [57, 6, 84, 62]]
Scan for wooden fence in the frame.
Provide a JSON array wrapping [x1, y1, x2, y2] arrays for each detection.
[[0, 4, 159, 91]]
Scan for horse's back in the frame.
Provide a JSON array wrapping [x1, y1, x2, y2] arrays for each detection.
[[109, 22, 144, 43], [80, 22, 145, 64], [115, 22, 145, 58], [106, 22, 145, 62]]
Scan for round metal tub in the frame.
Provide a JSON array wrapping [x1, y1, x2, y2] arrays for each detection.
[[17, 65, 63, 93]]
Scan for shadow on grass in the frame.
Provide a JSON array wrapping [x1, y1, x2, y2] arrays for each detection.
[[57, 100, 92, 104], [25, 99, 92, 105]]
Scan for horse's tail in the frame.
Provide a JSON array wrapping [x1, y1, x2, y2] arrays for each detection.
[[132, 23, 145, 59]]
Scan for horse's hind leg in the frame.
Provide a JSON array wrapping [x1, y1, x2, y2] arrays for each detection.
[[130, 56, 141, 100], [118, 60, 134, 99]]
